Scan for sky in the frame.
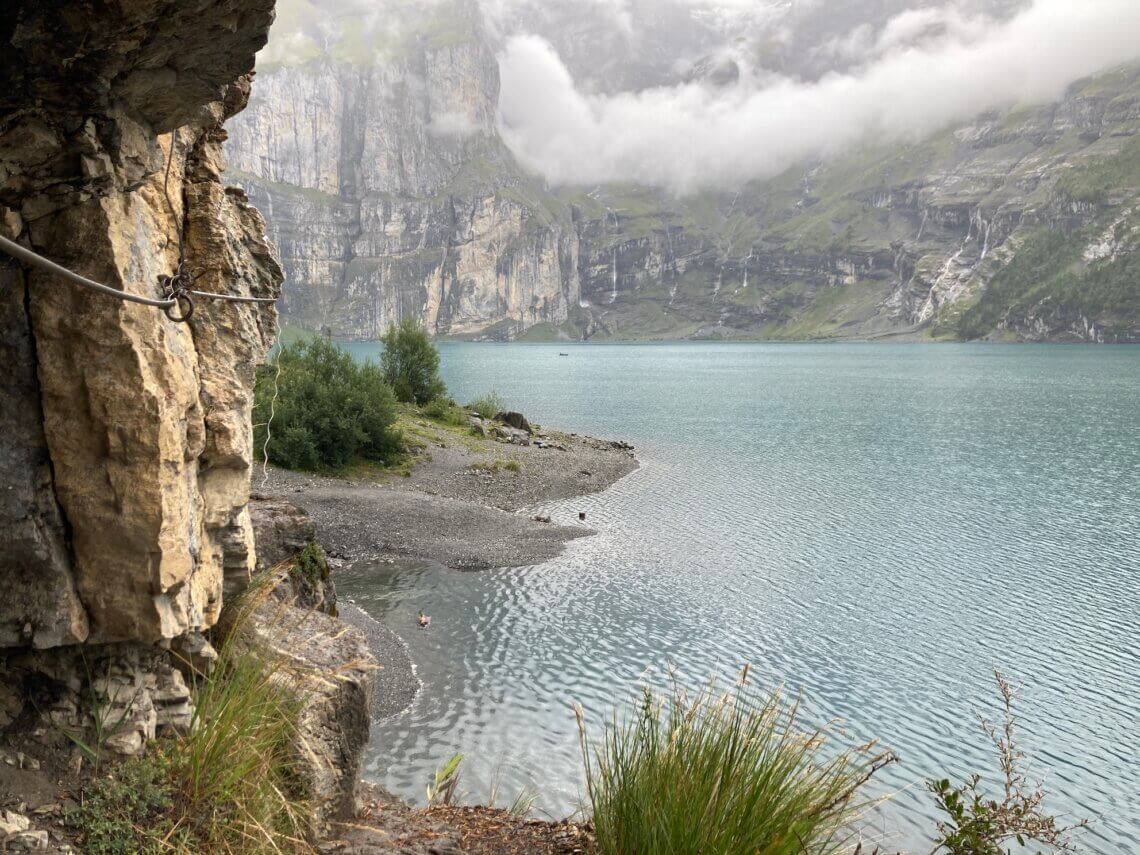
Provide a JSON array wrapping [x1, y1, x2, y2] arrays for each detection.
[[262, 0, 1140, 195]]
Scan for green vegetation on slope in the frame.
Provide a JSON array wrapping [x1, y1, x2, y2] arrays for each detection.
[[253, 337, 402, 472], [956, 226, 1140, 339], [956, 132, 1140, 340], [1055, 129, 1140, 205], [69, 592, 308, 853]]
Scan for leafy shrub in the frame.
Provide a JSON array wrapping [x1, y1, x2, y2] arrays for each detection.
[[291, 540, 330, 589], [253, 337, 402, 472], [467, 391, 504, 420], [381, 318, 447, 405], [68, 753, 186, 855], [577, 673, 894, 855], [929, 671, 1087, 855]]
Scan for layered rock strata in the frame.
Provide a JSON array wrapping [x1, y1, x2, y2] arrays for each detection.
[[0, 0, 280, 753], [227, 0, 580, 339], [228, 2, 1140, 342]]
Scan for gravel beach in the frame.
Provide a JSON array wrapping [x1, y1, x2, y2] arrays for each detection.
[[260, 422, 638, 570]]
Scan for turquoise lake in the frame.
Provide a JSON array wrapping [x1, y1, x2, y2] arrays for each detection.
[[336, 342, 1140, 853]]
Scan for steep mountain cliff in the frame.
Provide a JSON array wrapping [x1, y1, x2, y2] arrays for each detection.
[[228, 2, 1139, 342], [227, 0, 579, 339], [570, 64, 1140, 343]]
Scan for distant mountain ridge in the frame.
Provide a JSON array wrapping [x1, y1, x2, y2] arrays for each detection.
[[226, 2, 1140, 342]]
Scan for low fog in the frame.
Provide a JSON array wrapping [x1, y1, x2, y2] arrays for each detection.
[[261, 0, 1140, 195], [497, 0, 1140, 193]]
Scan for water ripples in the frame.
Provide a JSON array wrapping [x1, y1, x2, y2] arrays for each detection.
[[337, 342, 1140, 853]]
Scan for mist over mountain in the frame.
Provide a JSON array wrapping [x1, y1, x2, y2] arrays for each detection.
[[258, 0, 1138, 193], [228, 0, 1140, 344], [494, 0, 1140, 192], [483, 0, 1031, 91]]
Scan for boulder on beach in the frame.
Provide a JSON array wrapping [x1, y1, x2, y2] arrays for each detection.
[[495, 411, 532, 434]]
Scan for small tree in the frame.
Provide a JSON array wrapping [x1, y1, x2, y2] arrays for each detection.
[[380, 318, 447, 405], [253, 337, 402, 472]]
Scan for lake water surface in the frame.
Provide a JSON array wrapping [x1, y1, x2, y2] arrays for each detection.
[[337, 342, 1139, 853]]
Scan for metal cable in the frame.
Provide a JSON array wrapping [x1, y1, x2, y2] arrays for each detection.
[[189, 289, 278, 304], [0, 234, 177, 309], [0, 234, 278, 318]]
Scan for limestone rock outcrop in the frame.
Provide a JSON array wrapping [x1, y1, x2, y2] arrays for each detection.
[[223, 572, 373, 834], [1, 0, 279, 648], [226, 0, 581, 340], [0, 0, 279, 747]]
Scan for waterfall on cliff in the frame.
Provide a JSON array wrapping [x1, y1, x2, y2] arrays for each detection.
[[610, 247, 618, 304]]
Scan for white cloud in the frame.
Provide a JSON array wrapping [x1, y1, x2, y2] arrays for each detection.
[[497, 0, 1140, 194], [428, 110, 479, 137]]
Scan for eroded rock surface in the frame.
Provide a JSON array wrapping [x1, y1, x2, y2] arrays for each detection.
[[0, 0, 280, 752], [226, 0, 580, 340], [226, 576, 374, 835], [1, 0, 279, 648]]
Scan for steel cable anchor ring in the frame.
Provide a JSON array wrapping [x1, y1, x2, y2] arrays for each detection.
[[160, 264, 196, 323], [164, 289, 195, 322]]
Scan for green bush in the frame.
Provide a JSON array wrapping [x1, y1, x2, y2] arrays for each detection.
[[467, 391, 504, 420], [381, 318, 447, 405], [291, 540, 330, 588], [577, 675, 893, 855], [68, 753, 188, 854], [929, 672, 1087, 855], [253, 337, 402, 472]]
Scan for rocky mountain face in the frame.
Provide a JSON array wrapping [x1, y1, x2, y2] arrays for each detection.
[[1, 0, 278, 750], [227, 1, 579, 339], [569, 64, 1140, 343], [229, 3, 1139, 342]]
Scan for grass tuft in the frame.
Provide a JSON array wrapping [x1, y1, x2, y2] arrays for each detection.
[[467, 391, 505, 421], [577, 671, 894, 855], [69, 588, 311, 854]]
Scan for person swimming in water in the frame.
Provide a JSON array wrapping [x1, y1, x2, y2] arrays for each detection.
[[418, 611, 431, 629]]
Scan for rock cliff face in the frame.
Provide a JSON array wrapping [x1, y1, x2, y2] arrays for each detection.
[[229, 0, 1139, 342], [565, 64, 1140, 343], [0, 0, 279, 744], [227, 0, 580, 339]]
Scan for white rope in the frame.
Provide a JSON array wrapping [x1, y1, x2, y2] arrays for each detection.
[[259, 353, 282, 490]]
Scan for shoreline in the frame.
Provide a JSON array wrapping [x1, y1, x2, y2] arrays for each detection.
[[260, 422, 638, 571], [259, 415, 639, 722]]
